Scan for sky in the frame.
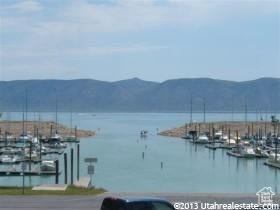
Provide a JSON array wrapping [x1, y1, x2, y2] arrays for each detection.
[[0, 0, 279, 82]]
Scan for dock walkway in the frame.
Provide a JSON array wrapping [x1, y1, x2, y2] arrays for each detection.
[[0, 170, 61, 176], [74, 177, 91, 188]]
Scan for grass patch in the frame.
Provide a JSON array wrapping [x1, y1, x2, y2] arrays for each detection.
[[0, 185, 106, 195]]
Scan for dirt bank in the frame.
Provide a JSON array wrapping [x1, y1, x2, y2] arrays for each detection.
[[0, 121, 95, 138], [159, 121, 277, 138]]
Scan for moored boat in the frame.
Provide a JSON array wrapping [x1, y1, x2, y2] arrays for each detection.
[[41, 160, 56, 171], [192, 134, 209, 144]]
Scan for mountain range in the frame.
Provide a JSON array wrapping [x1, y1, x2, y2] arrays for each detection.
[[0, 77, 279, 112]]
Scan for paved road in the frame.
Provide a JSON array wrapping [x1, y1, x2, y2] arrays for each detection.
[[0, 192, 279, 210]]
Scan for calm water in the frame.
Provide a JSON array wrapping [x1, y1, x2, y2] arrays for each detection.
[[0, 112, 279, 193]]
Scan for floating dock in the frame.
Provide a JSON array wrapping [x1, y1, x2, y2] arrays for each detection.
[[0, 170, 61, 176], [205, 144, 218, 150], [219, 145, 236, 150], [264, 161, 280, 169], [226, 151, 243, 158], [190, 140, 209, 144]]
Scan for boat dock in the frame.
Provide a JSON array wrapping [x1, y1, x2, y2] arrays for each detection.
[[226, 151, 243, 158], [160, 119, 280, 169], [264, 161, 280, 169], [0, 170, 61, 176]]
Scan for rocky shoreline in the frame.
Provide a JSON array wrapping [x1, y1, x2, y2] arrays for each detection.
[[159, 121, 277, 138], [0, 121, 95, 138]]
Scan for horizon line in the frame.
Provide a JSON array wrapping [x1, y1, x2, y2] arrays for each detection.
[[0, 76, 279, 83]]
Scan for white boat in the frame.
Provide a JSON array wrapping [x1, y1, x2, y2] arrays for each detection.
[[221, 135, 229, 141], [194, 134, 209, 144], [242, 140, 251, 146], [140, 130, 148, 138], [225, 139, 236, 146], [32, 137, 39, 144], [24, 150, 38, 160], [268, 151, 280, 161], [240, 147, 255, 158], [0, 155, 19, 163], [18, 134, 32, 142], [48, 134, 62, 143], [182, 133, 193, 140], [47, 142, 66, 149], [41, 160, 56, 171], [254, 147, 269, 158], [214, 131, 223, 140], [0, 147, 22, 155]]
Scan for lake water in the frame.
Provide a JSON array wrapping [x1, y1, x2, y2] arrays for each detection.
[[0, 112, 279, 193]]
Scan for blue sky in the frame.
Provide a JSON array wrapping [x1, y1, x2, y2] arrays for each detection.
[[0, 0, 279, 81]]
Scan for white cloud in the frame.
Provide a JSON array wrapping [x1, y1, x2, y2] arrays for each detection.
[[1, 0, 279, 79], [1, 0, 43, 13], [2, 44, 167, 58]]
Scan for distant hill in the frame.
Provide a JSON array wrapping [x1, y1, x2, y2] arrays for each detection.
[[0, 77, 279, 112]]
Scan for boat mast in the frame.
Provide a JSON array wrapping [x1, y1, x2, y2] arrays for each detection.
[[190, 94, 193, 124], [22, 105, 25, 136], [55, 90, 58, 134], [70, 100, 73, 136], [231, 95, 234, 122], [244, 96, 248, 124], [22, 89, 28, 136], [25, 89, 28, 135], [203, 97, 206, 123]]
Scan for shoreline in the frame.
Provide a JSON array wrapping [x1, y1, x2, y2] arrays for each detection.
[[0, 121, 95, 139], [159, 121, 277, 138]]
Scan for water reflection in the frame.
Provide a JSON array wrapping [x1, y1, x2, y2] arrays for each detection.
[[274, 170, 278, 194], [236, 158, 240, 171]]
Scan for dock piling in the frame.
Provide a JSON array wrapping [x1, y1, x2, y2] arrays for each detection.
[[55, 160, 59, 184], [71, 148, 73, 185], [64, 153, 67, 184], [39, 141, 42, 161], [29, 141, 32, 170], [77, 144, 80, 181]]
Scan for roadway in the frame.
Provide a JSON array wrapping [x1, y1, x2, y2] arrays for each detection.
[[0, 192, 279, 210]]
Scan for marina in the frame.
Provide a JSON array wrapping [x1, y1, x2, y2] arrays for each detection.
[[161, 119, 280, 171], [0, 110, 93, 187], [0, 112, 279, 193]]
